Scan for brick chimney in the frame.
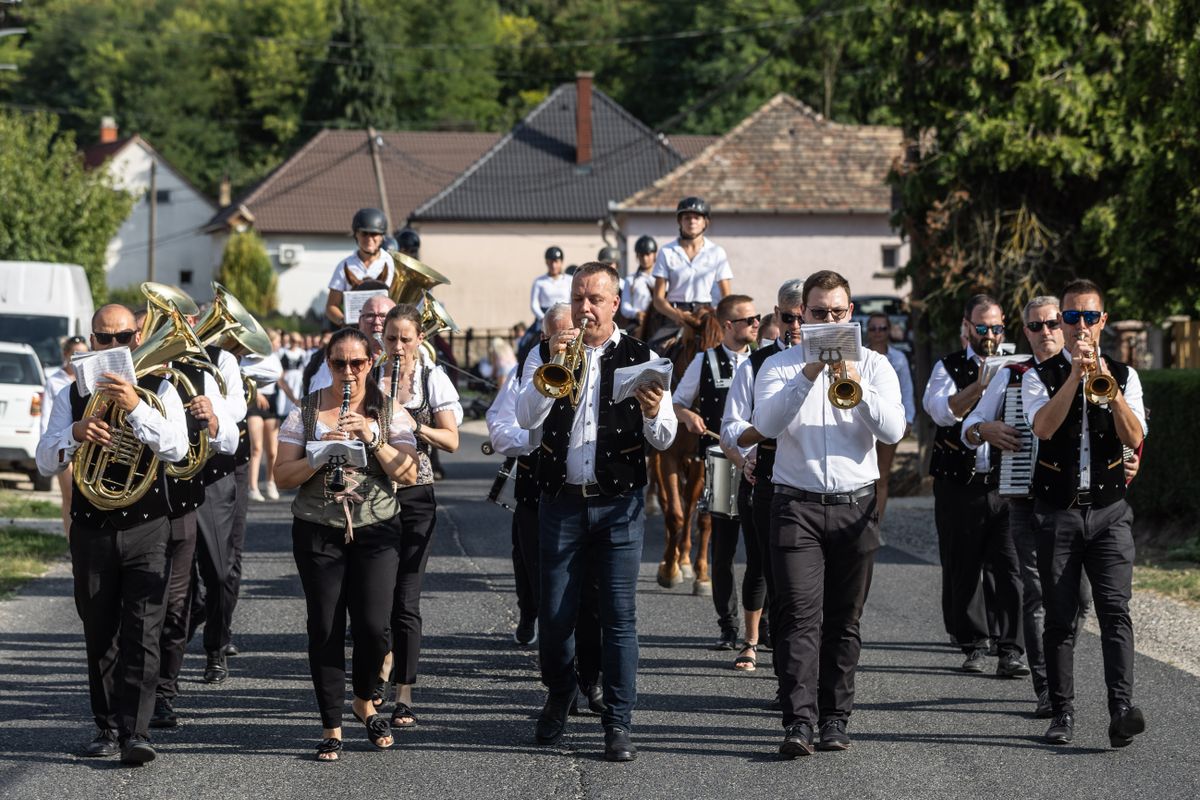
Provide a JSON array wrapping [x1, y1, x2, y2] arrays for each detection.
[[99, 116, 118, 144], [575, 72, 593, 168]]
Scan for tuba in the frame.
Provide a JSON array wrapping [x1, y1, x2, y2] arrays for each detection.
[[194, 282, 273, 405], [1077, 331, 1118, 405], [388, 251, 451, 306], [73, 304, 207, 510], [534, 318, 589, 407]]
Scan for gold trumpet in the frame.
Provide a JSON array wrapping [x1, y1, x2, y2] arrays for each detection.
[[1077, 331, 1117, 405], [534, 318, 589, 407], [821, 347, 862, 410]]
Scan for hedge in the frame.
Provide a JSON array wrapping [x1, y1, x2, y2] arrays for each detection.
[[1127, 369, 1200, 521]]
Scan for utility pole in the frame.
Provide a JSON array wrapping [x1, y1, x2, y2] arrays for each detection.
[[147, 160, 157, 282], [367, 127, 392, 230]]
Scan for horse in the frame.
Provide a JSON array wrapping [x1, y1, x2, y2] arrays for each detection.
[[649, 309, 723, 595]]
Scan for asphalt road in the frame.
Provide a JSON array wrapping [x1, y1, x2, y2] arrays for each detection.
[[1, 430, 1197, 800]]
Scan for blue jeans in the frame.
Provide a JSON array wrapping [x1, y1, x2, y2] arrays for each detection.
[[538, 490, 644, 730]]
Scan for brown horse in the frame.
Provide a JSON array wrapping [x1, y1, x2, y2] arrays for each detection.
[[650, 310, 723, 595]]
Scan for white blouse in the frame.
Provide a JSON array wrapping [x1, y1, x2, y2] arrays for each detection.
[[279, 405, 418, 449]]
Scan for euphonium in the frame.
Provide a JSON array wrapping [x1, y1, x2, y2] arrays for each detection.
[[388, 251, 452, 306], [534, 318, 589, 407], [416, 291, 458, 364], [194, 282, 273, 406], [1077, 331, 1118, 405]]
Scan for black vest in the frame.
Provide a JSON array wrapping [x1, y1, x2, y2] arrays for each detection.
[[69, 379, 173, 529], [537, 334, 651, 497], [512, 343, 544, 507], [1031, 352, 1131, 509], [164, 360, 207, 517], [749, 341, 783, 483], [928, 349, 985, 483], [695, 346, 736, 456]]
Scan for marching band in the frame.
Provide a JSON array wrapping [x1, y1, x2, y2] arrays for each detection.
[[36, 202, 1151, 767]]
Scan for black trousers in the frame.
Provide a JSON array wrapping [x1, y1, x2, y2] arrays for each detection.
[[751, 478, 777, 679], [223, 461, 251, 641], [770, 488, 879, 729], [1034, 499, 1136, 716], [710, 512, 742, 634], [292, 516, 400, 729], [70, 516, 171, 740], [390, 483, 438, 685], [191, 472, 238, 653], [157, 512, 198, 700], [933, 478, 983, 639], [735, 477, 768, 613], [513, 501, 540, 619]]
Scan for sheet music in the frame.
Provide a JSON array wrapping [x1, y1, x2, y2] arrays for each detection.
[[612, 358, 673, 404], [71, 347, 136, 397], [305, 440, 368, 470], [343, 289, 388, 324], [800, 323, 862, 364], [980, 355, 1030, 385]]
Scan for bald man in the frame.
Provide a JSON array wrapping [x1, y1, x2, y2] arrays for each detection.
[[308, 292, 396, 393], [36, 304, 189, 765]]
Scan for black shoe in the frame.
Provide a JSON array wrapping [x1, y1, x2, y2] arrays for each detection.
[[149, 697, 178, 729], [987, 640, 999, 656], [759, 627, 773, 652], [780, 722, 814, 758], [996, 651, 1031, 678], [713, 628, 739, 651], [82, 729, 120, 757], [1034, 690, 1054, 719], [584, 683, 605, 714], [203, 650, 228, 684], [816, 718, 851, 751], [120, 736, 157, 765], [514, 615, 538, 646], [1108, 705, 1146, 748], [223, 643, 239, 657], [1045, 712, 1074, 744], [535, 687, 577, 744], [603, 726, 637, 762], [961, 648, 987, 673]]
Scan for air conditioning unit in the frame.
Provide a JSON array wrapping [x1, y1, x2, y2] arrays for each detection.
[[278, 243, 304, 266]]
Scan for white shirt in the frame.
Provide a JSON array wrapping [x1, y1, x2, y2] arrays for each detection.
[[752, 347, 905, 493], [36, 378, 189, 477], [651, 238, 733, 303], [241, 352, 282, 390], [884, 347, 916, 426], [485, 365, 535, 457], [327, 250, 396, 292], [40, 369, 75, 435], [673, 345, 750, 411], [620, 271, 655, 319], [530, 273, 572, 320], [213, 349, 249, 424], [516, 325, 677, 484], [923, 345, 990, 472], [1021, 351, 1147, 491]]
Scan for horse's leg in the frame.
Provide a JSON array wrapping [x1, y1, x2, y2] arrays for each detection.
[[676, 454, 696, 579], [653, 451, 683, 588], [685, 458, 712, 596]]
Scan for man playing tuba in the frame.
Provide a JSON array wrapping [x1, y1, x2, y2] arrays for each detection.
[[36, 304, 190, 766]]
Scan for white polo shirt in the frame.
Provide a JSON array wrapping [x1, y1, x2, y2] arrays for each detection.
[[651, 237, 733, 303], [327, 249, 396, 292]]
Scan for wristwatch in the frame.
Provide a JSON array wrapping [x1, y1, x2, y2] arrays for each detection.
[[968, 422, 983, 445]]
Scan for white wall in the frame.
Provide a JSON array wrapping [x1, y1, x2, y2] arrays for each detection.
[[260, 234, 356, 318], [619, 212, 909, 309], [104, 143, 219, 300]]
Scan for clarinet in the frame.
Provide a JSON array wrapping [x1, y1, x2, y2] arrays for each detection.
[[328, 380, 352, 493]]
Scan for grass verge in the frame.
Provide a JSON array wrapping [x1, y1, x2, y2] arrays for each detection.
[[0, 527, 69, 599], [0, 490, 60, 519], [1133, 535, 1200, 606]]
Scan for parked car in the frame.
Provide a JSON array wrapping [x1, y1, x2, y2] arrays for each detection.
[[0, 342, 50, 491], [852, 294, 911, 355]]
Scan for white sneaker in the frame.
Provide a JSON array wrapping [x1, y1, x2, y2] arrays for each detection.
[[248, 487, 265, 502], [264, 482, 280, 501]]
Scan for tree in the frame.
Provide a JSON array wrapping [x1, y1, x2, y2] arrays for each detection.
[[216, 231, 277, 317], [0, 110, 134, 303], [304, 0, 400, 130]]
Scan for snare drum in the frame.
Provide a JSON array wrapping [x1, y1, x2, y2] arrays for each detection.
[[703, 445, 740, 519], [486, 458, 518, 512]]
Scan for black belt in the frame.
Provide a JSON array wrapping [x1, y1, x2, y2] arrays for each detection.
[[775, 484, 874, 506], [669, 301, 710, 312], [1070, 490, 1094, 508], [561, 482, 606, 498]]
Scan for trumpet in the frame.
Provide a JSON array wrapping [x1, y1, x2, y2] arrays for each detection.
[[981, 337, 997, 358], [533, 317, 589, 407], [820, 346, 862, 410], [1077, 331, 1117, 405]]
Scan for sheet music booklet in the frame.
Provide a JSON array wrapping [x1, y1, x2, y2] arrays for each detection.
[[343, 289, 388, 325], [612, 358, 673, 404], [306, 440, 368, 470], [799, 324, 863, 364], [71, 347, 136, 397]]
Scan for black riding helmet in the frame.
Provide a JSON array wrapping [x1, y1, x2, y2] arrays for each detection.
[[597, 246, 621, 264], [352, 207, 388, 235], [395, 227, 421, 253], [634, 235, 658, 255], [545, 246, 564, 261], [676, 196, 710, 219]]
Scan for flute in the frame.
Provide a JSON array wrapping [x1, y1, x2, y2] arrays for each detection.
[[328, 380, 352, 493]]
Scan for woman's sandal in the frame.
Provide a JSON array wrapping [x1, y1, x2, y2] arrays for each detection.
[[371, 679, 388, 709], [353, 710, 394, 749], [734, 641, 758, 672], [316, 737, 343, 762], [390, 702, 418, 730]]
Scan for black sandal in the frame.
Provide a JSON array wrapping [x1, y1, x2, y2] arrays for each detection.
[[734, 642, 758, 672], [353, 710, 393, 749], [371, 679, 388, 709], [316, 737, 342, 762], [390, 702, 418, 729]]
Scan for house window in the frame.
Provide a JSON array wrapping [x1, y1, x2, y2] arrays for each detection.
[[155, 189, 172, 204], [179, 270, 193, 285], [881, 245, 900, 271]]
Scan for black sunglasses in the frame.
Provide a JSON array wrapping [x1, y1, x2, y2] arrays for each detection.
[[329, 357, 370, 371], [1061, 309, 1102, 326], [808, 307, 850, 322], [93, 330, 136, 345], [778, 311, 802, 325], [1026, 318, 1063, 332], [729, 314, 761, 326], [971, 324, 1005, 336], [867, 325, 889, 332]]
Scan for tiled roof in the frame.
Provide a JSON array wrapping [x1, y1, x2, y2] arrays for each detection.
[[206, 130, 501, 234], [411, 82, 687, 223], [617, 94, 904, 214], [81, 137, 133, 170], [666, 134, 719, 161]]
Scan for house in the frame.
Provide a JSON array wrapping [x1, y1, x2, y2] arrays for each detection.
[[203, 128, 501, 318], [612, 94, 909, 312], [82, 118, 219, 300], [408, 73, 715, 330]]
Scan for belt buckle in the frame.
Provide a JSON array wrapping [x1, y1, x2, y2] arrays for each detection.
[[581, 483, 600, 499], [820, 493, 841, 506], [1075, 491, 1093, 507]]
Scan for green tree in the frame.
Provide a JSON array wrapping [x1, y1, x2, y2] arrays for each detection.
[[0, 110, 134, 303], [216, 231, 278, 317], [305, 0, 400, 130]]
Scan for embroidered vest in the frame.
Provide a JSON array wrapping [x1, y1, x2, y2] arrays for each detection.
[[695, 346, 736, 456], [928, 350, 984, 484]]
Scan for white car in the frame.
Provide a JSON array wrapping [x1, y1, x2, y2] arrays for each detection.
[[0, 342, 50, 491]]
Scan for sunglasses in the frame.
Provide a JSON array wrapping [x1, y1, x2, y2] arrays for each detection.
[[93, 330, 136, 345], [729, 314, 761, 326], [1061, 309, 1103, 326], [778, 311, 802, 325], [1025, 318, 1063, 332], [808, 307, 850, 322], [329, 357, 370, 372], [867, 325, 889, 332], [970, 324, 1005, 336]]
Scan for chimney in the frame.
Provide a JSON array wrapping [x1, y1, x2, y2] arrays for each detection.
[[219, 173, 232, 208], [575, 72, 593, 169], [99, 116, 118, 144]]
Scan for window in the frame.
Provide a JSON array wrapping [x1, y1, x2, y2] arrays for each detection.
[[155, 189, 172, 204], [881, 245, 899, 271], [179, 270, 193, 285]]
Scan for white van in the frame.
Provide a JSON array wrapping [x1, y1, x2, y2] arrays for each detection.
[[0, 341, 50, 490], [0, 261, 95, 368]]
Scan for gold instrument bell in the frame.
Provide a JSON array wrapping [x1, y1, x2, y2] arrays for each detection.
[[534, 319, 589, 408], [388, 251, 452, 306], [194, 282, 273, 358], [1077, 331, 1118, 405]]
